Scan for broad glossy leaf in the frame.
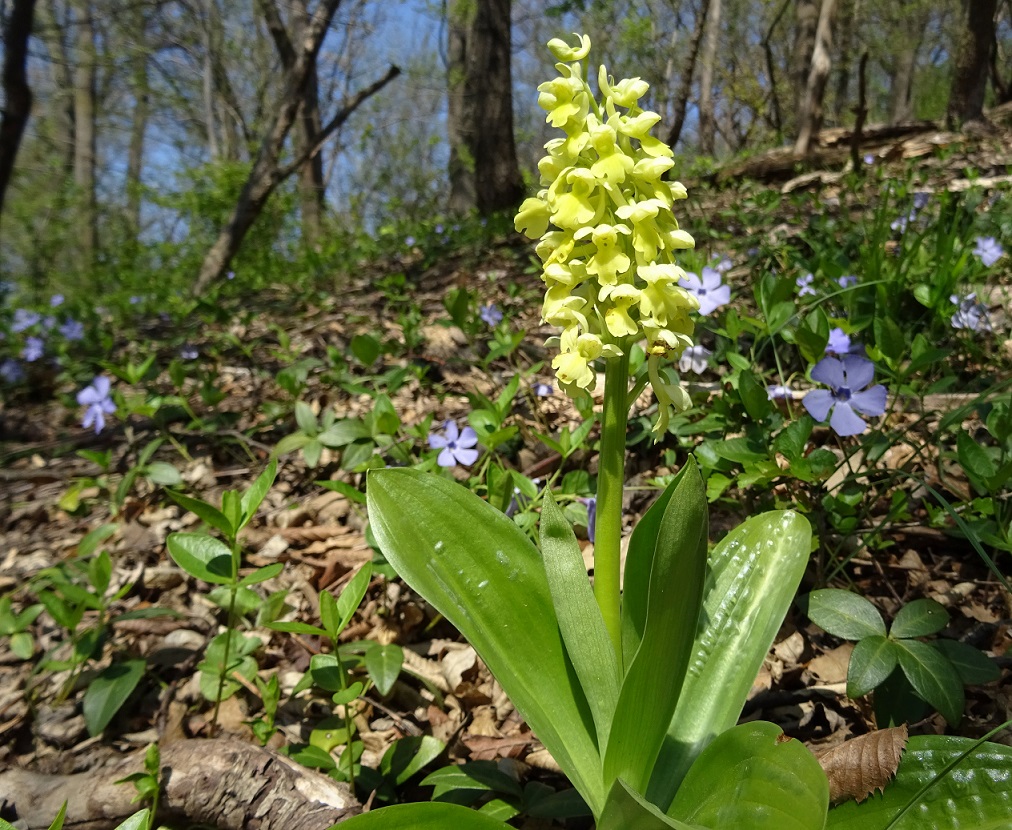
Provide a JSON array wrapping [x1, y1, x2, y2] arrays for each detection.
[[113, 811, 150, 830], [169, 492, 233, 537], [539, 493, 619, 749], [621, 465, 687, 666], [647, 511, 811, 810], [669, 722, 828, 830], [605, 463, 707, 794], [83, 659, 146, 736], [166, 532, 235, 584], [890, 599, 948, 639], [895, 640, 964, 725], [423, 760, 524, 800], [238, 562, 285, 587], [847, 635, 899, 697], [803, 589, 886, 640], [367, 468, 603, 814], [598, 778, 698, 830], [331, 802, 512, 830], [365, 643, 404, 696], [827, 735, 1012, 829]]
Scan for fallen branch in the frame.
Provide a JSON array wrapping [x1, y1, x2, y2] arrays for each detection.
[[0, 738, 358, 830]]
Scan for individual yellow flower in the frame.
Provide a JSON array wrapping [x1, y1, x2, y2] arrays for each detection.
[[516, 196, 551, 239], [553, 328, 603, 390], [577, 223, 631, 285]]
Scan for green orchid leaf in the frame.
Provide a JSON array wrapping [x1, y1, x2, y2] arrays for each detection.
[[621, 464, 687, 666], [847, 634, 899, 697], [802, 589, 887, 640], [889, 599, 948, 639], [166, 532, 235, 584], [827, 735, 1012, 829], [647, 511, 811, 810], [365, 642, 404, 696], [330, 802, 513, 830], [894, 639, 964, 725], [598, 778, 699, 830], [366, 468, 603, 815], [539, 492, 620, 749], [669, 722, 828, 830], [605, 462, 707, 795], [113, 811, 150, 830], [83, 659, 146, 736]]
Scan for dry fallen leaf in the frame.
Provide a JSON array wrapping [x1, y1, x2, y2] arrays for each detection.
[[816, 724, 908, 803]]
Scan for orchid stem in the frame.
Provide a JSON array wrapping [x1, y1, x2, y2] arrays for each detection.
[[594, 351, 630, 660]]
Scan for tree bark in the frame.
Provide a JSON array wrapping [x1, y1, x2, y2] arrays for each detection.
[[794, 0, 836, 155], [193, 33, 400, 295], [946, 0, 997, 129], [445, 0, 524, 216], [665, 0, 710, 148], [72, 0, 98, 264], [260, 0, 326, 247], [125, 4, 150, 236], [790, 0, 819, 136], [697, 0, 721, 155], [0, 739, 357, 830], [0, 0, 36, 229]]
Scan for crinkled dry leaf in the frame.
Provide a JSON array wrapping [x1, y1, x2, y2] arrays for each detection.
[[816, 724, 908, 803]]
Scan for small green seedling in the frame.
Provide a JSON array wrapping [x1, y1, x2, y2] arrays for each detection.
[[801, 589, 999, 726]]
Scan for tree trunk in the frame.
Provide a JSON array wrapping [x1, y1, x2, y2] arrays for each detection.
[[125, 5, 150, 236], [887, 45, 917, 124], [697, 0, 721, 155], [72, 0, 98, 264], [446, 0, 524, 216], [790, 0, 819, 136], [446, 0, 474, 214], [794, 0, 836, 155], [831, 0, 857, 122], [946, 0, 997, 129], [665, 0, 710, 148], [193, 15, 400, 297], [0, 0, 36, 229]]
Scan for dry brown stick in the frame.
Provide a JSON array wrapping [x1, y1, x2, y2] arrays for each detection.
[[0, 738, 358, 830]]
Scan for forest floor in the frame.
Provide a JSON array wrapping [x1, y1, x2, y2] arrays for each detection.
[[1, 120, 1011, 829]]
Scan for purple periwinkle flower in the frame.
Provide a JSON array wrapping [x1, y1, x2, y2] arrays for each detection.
[[678, 344, 712, 374], [679, 267, 731, 316], [891, 209, 917, 233], [77, 376, 116, 434], [21, 336, 44, 362], [227, 270, 235, 280], [405, 236, 416, 247], [59, 319, 84, 341], [713, 256, 733, 273], [837, 275, 858, 288], [767, 384, 793, 401], [12, 309, 40, 333], [0, 358, 24, 384], [950, 293, 993, 332], [863, 154, 875, 165], [803, 355, 887, 437], [479, 303, 503, 326], [428, 419, 479, 468], [973, 236, 1004, 268], [129, 296, 142, 305], [583, 496, 597, 543], [912, 192, 930, 211], [49, 294, 64, 307], [180, 345, 199, 360], [796, 273, 817, 298], [533, 381, 553, 396], [826, 327, 852, 356]]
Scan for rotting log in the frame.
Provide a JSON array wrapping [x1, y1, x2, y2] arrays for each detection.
[[0, 738, 358, 830]]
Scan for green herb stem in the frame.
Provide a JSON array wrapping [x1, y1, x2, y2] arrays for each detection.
[[595, 351, 630, 660]]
